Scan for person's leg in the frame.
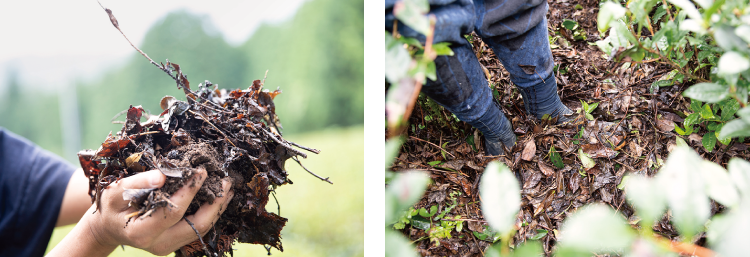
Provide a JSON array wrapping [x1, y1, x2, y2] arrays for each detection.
[[424, 44, 516, 156], [386, 0, 517, 156], [474, 1, 573, 122]]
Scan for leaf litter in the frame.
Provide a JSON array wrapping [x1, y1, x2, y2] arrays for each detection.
[[389, 0, 750, 255], [80, 4, 330, 257]]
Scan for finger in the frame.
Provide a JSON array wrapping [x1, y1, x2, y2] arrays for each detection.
[[103, 170, 166, 209], [154, 178, 234, 249], [118, 170, 167, 189], [130, 167, 207, 231]]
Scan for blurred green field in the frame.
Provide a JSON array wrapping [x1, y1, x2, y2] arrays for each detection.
[[45, 126, 364, 257]]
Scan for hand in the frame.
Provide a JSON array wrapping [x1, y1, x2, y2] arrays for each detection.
[[47, 168, 234, 256]]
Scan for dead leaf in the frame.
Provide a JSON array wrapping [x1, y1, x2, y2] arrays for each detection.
[[689, 134, 702, 143], [628, 141, 643, 157], [538, 162, 555, 176], [521, 140, 537, 161], [656, 119, 675, 132], [586, 166, 602, 175], [444, 172, 472, 197], [581, 143, 618, 158], [523, 171, 542, 189], [569, 173, 581, 193]]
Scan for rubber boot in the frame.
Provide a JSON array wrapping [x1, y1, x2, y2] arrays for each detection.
[[472, 101, 516, 156], [516, 76, 573, 124]]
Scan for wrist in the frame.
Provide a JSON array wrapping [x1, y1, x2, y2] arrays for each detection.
[[47, 206, 117, 257]]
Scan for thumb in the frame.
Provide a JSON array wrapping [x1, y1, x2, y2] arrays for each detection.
[[119, 170, 166, 189]]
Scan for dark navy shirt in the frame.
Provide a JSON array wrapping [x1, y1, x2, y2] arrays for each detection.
[[0, 128, 75, 257]]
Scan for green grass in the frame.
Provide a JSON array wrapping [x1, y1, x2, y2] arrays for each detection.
[[45, 126, 364, 257]]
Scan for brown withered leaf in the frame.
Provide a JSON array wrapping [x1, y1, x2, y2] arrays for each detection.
[[581, 143, 618, 158], [96, 134, 131, 157], [443, 172, 472, 197], [538, 162, 555, 176], [523, 171, 542, 189], [247, 173, 270, 216], [656, 119, 675, 132], [628, 141, 643, 157], [521, 139, 536, 161]]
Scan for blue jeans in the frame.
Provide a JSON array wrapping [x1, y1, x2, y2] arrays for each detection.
[[386, 0, 565, 146]]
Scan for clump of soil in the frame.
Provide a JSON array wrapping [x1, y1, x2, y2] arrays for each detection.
[[78, 76, 323, 257]]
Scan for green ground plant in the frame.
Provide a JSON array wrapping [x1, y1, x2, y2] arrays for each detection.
[[596, 0, 750, 149]]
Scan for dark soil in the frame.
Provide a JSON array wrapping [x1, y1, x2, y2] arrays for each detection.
[[78, 78, 321, 257], [390, 0, 750, 256]]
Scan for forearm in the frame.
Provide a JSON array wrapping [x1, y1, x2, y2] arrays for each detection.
[[57, 168, 92, 226], [47, 206, 117, 257]]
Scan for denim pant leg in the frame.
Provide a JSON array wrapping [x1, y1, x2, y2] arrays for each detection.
[[385, 0, 516, 146], [423, 44, 514, 145], [474, 2, 571, 120]]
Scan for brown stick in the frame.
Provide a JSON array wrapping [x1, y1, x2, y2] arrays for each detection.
[[409, 136, 456, 158], [291, 156, 333, 184], [184, 217, 214, 257], [188, 110, 236, 147], [289, 141, 321, 154]]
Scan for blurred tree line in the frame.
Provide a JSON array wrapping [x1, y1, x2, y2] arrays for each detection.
[[0, 0, 363, 162]]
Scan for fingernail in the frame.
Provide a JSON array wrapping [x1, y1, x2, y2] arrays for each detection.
[[149, 172, 164, 188]]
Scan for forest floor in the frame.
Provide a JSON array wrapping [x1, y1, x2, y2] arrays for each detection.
[[390, 0, 750, 256]]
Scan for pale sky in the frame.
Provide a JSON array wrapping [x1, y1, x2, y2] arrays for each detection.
[[0, 0, 308, 90]]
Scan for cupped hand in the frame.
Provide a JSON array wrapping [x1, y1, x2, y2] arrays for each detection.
[[47, 168, 233, 257]]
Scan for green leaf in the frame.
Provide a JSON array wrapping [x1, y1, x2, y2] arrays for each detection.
[[720, 100, 740, 121], [679, 18, 706, 34], [385, 32, 412, 84], [410, 216, 431, 230], [466, 135, 477, 152], [683, 83, 729, 103], [656, 146, 710, 238], [691, 99, 704, 113], [700, 160, 739, 207], [718, 51, 750, 75], [710, 201, 750, 257], [398, 37, 423, 48], [473, 231, 488, 241], [549, 146, 564, 169], [562, 19, 579, 30], [385, 229, 420, 257], [674, 124, 693, 135], [556, 204, 636, 256], [666, 0, 702, 20], [586, 102, 599, 114], [578, 148, 596, 170], [717, 130, 731, 145], [393, 0, 431, 36], [701, 104, 717, 120], [738, 107, 750, 123], [597, 1, 626, 32], [736, 25, 750, 44], [728, 158, 750, 198], [386, 171, 431, 225], [530, 229, 548, 240], [430, 205, 438, 215], [512, 241, 544, 257], [427, 160, 442, 166], [480, 161, 521, 235], [718, 119, 750, 139], [703, 132, 717, 152], [714, 25, 749, 52], [432, 42, 454, 56], [625, 175, 666, 226], [684, 113, 702, 127]]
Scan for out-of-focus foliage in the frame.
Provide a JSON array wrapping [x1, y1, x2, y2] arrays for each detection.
[[242, 0, 364, 134], [0, 0, 363, 162]]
